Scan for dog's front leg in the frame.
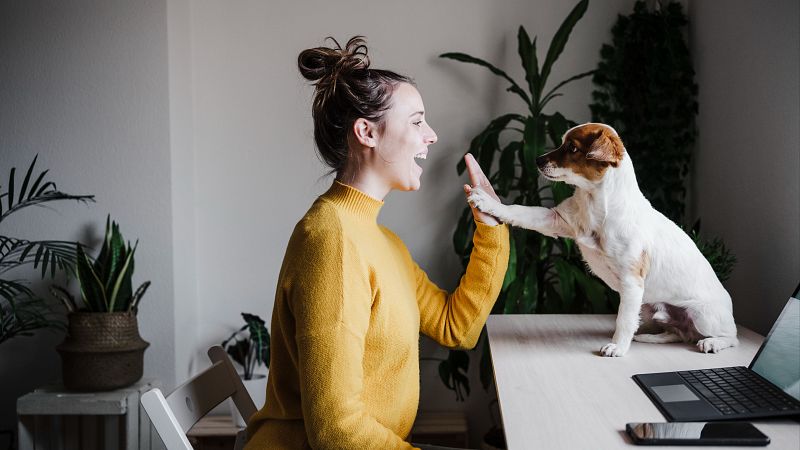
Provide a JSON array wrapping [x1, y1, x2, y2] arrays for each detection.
[[467, 187, 571, 237], [601, 278, 644, 357]]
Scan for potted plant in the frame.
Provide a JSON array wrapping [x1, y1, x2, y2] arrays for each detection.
[[439, 0, 612, 401], [50, 215, 151, 391], [221, 312, 270, 427], [1, 155, 94, 345]]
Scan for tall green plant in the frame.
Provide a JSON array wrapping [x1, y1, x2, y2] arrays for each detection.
[[0, 155, 94, 344], [438, 0, 616, 399]]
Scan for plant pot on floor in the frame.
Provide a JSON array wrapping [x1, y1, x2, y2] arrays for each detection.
[[230, 372, 267, 428], [57, 311, 149, 391]]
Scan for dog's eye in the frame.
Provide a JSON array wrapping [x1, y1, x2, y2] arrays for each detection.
[[571, 145, 578, 153]]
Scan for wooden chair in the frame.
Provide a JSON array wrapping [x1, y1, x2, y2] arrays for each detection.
[[141, 345, 257, 450]]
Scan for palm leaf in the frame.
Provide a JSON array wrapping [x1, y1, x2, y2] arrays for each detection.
[[539, 0, 589, 91], [0, 279, 35, 304], [457, 114, 525, 175], [0, 239, 81, 278], [17, 155, 37, 208], [517, 27, 540, 102], [539, 70, 595, 110], [7, 167, 15, 211], [440, 52, 532, 107], [0, 156, 94, 224], [0, 296, 64, 345]]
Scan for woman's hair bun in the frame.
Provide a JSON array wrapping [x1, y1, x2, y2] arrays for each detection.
[[298, 36, 412, 173], [298, 36, 370, 83]]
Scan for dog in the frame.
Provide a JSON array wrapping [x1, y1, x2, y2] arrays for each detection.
[[467, 123, 738, 357]]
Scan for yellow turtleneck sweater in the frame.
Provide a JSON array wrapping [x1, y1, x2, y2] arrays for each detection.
[[245, 181, 509, 450]]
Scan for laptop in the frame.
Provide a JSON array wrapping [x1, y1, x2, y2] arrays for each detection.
[[633, 283, 800, 422]]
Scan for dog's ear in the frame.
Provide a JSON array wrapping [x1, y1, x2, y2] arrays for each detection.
[[586, 130, 624, 164]]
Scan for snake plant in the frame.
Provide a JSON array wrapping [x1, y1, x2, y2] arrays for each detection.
[[51, 215, 150, 313]]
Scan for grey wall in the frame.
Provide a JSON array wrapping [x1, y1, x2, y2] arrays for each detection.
[[0, 0, 174, 437], [689, 0, 800, 335]]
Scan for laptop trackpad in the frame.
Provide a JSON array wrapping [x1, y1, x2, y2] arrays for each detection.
[[651, 384, 700, 402]]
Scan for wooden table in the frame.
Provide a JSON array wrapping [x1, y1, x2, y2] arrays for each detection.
[[485, 315, 799, 449]]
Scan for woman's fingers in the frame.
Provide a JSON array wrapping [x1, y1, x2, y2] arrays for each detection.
[[464, 154, 501, 201], [463, 155, 501, 225], [464, 154, 489, 187]]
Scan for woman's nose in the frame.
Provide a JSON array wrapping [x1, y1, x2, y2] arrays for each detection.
[[425, 124, 438, 144]]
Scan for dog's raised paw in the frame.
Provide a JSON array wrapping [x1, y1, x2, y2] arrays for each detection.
[[600, 343, 627, 357], [467, 188, 498, 214]]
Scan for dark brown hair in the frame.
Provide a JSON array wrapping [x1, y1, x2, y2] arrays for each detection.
[[298, 36, 413, 173]]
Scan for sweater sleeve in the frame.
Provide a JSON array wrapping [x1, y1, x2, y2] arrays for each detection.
[[416, 222, 510, 349], [289, 226, 416, 450]]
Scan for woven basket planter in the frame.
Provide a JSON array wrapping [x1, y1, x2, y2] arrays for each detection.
[[57, 312, 149, 391]]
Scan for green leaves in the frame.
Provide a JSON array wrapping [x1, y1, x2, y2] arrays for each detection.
[[0, 154, 94, 224], [222, 312, 271, 380], [590, 0, 698, 223], [1, 155, 93, 344], [68, 215, 148, 313], [439, 0, 614, 401], [456, 114, 524, 176], [540, 0, 590, 93], [517, 27, 540, 101], [439, 53, 532, 108], [0, 237, 80, 279], [76, 243, 107, 312], [689, 220, 736, 282]]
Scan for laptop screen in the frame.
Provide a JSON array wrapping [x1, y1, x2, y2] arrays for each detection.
[[748, 285, 800, 401]]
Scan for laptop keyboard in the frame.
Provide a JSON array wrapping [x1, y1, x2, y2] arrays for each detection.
[[678, 366, 799, 416]]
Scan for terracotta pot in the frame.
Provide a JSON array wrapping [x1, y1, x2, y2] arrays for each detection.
[[57, 312, 149, 391]]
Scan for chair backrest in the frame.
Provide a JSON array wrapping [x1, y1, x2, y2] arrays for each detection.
[[141, 345, 258, 450]]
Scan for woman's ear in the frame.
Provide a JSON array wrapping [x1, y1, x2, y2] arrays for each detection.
[[352, 118, 378, 148]]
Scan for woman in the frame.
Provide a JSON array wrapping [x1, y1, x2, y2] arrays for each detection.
[[245, 37, 509, 450]]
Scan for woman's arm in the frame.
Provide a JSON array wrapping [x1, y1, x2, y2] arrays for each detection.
[[415, 154, 510, 349]]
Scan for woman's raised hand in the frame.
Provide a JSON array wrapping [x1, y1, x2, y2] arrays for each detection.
[[463, 153, 501, 226]]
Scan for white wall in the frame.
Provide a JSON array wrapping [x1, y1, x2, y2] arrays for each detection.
[[689, 0, 800, 335], [0, 0, 174, 434]]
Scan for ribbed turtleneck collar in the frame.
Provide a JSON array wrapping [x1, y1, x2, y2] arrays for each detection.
[[321, 180, 384, 222]]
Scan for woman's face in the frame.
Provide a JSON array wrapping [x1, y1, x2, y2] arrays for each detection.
[[374, 82, 438, 191]]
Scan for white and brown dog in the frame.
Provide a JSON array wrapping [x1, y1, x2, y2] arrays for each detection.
[[468, 123, 738, 357]]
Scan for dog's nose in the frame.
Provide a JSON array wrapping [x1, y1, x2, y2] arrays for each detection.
[[536, 154, 548, 168]]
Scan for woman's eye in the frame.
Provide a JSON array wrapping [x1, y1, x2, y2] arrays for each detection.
[[413, 121, 422, 127]]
